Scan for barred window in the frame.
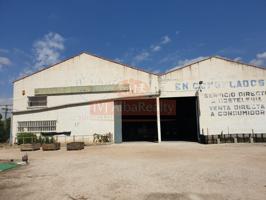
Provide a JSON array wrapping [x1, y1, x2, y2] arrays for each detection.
[[18, 120, 56, 133], [28, 96, 47, 107]]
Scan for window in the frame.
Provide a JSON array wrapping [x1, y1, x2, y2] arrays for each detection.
[[28, 96, 47, 107], [18, 120, 57, 133]]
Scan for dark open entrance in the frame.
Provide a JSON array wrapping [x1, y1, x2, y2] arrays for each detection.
[[122, 99, 158, 142], [161, 97, 199, 141]]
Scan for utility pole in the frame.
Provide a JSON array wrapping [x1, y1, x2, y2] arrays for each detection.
[[0, 104, 12, 130], [0, 104, 12, 120], [0, 104, 12, 143]]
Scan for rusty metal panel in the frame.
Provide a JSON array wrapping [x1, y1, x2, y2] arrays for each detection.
[[35, 84, 129, 96]]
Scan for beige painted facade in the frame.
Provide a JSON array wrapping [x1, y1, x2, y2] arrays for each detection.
[[160, 57, 266, 135], [12, 53, 266, 143], [12, 53, 159, 143]]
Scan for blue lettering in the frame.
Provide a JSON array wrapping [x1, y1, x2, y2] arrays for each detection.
[[237, 80, 242, 87], [250, 80, 256, 87], [243, 80, 249, 87], [230, 81, 236, 88], [176, 83, 181, 91], [259, 80, 265, 87], [182, 83, 189, 90]]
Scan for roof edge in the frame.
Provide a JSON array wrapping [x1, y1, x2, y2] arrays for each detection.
[[13, 52, 84, 83], [13, 52, 266, 83], [160, 55, 266, 75], [212, 55, 266, 70], [13, 51, 159, 83], [159, 56, 212, 75], [82, 51, 159, 76]]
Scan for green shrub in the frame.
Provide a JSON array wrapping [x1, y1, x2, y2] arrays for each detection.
[[50, 137, 54, 143], [44, 136, 49, 144], [0, 118, 10, 143], [17, 132, 37, 144], [43, 136, 55, 144], [37, 136, 44, 144]]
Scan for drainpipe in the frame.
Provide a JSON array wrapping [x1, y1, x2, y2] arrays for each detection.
[[156, 97, 161, 143], [9, 114, 13, 145], [196, 81, 203, 143]]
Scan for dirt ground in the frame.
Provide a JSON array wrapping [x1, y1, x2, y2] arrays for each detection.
[[0, 142, 266, 200]]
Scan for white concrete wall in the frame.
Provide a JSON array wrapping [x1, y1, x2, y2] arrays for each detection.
[[12, 53, 158, 142], [12, 101, 115, 143], [12, 55, 266, 142], [160, 57, 266, 135], [13, 53, 159, 111]]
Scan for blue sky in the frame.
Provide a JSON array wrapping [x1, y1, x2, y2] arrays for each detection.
[[0, 0, 266, 107]]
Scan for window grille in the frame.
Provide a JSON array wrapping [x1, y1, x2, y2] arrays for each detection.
[[28, 96, 47, 107], [18, 120, 57, 133]]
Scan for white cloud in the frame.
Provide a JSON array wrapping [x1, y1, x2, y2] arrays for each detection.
[[117, 34, 172, 66], [168, 56, 207, 71], [17, 32, 65, 78], [114, 58, 123, 63], [149, 35, 172, 53], [161, 35, 171, 44], [233, 57, 242, 62], [18, 67, 34, 78], [129, 35, 172, 65], [256, 52, 266, 59], [133, 51, 150, 63], [177, 56, 207, 66], [33, 32, 65, 69], [151, 45, 161, 52], [250, 52, 266, 66], [151, 69, 161, 74], [0, 56, 11, 69]]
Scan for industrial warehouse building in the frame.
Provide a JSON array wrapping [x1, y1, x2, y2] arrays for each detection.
[[11, 52, 266, 144]]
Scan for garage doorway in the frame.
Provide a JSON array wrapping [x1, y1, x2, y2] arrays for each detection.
[[160, 97, 199, 142], [121, 99, 158, 142]]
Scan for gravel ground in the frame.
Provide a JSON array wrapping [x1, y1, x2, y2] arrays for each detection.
[[0, 142, 266, 200]]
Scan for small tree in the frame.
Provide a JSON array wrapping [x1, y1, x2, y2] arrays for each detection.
[[0, 120, 4, 142], [0, 117, 10, 143]]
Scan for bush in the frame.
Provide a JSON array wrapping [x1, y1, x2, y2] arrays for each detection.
[[44, 136, 50, 144], [17, 132, 37, 145], [50, 137, 54, 143], [0, 118, 11, 143], [37, 136, 43, 144], [43, 136, 55, 144]]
